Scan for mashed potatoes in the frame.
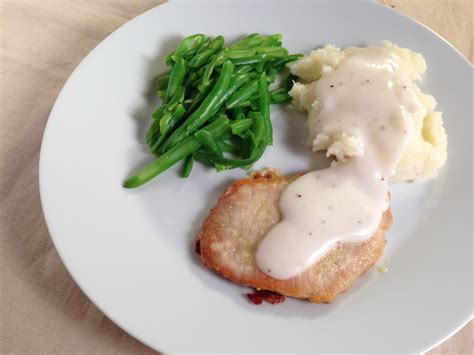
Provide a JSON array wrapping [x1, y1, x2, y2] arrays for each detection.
[[288, 41, 447, 182]]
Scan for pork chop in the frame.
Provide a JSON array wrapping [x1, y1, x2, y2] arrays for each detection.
[[197, 169, 392, 303]]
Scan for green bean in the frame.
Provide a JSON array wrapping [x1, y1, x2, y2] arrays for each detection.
[[181, 154, 194, 178], [259, 34, 283, 47], [175, 34, 206, 59], [184, 62, 233, 128], [194, 114, 231, 139], [189, 36, 224, 68], [166, 85, 185, 110], [248, 111, 265, 148], [228, 34, 262, 50], [226, 80, 259, 109], [152, 106, 167, 120], [218, 141, 240, 155], [214, 163, 227, 172], [160, 104, 186, 137], [269, 86, 293, 104], [126, 33, 303, 187], [239, 135, 252, 159], [207, 113, 221, 124], [198, 59, 216, 92], [198, 140, 266, 168], [236, 112, 246, 121], [184, 69, 199, 87], [249, 98, 259, 111], [256, 47, 288, 56], [270, 92, 292, 104], [209, 73, 250, 115], [161, 61, 234, 151], [155, 74, 170, 90], [124, 116, 230, 188], [198, 51, 225, 92], [231, 100, 251, 109], [148, 101, 178, 145], [195, 37, 211, 54], [269, 88, 287, 96], [214, 51, 230, 66], [165, 52, 174, 66], [213, 106, 227, 117], [226, 49, 257, 59], [165, 34, 206, 65], [150, 104, 187, 153], [229, 48, 287, 67], [183, 100, 193, 110], [255, 61, 265, 72], [266, 68, 277, 84], [268, 53, 303, 71], [125, 137, 199, 188], [235, 64, 254, 75], [230, 118, 253, 135], [259, 72, 272, 145], [159, 104, 183, 134], [146, 119, 160, 146], [229, 34, 281, 51], [194, 150, 215, 166], [194, 130, 222, 156], [185, 79, 214, 116], [157, 89, 166, 99], [229, 107, 244, 120], [190, 68, 207, 88], [231, 45, 286, 58], [164, 58, 186, 104], [230, 55, 264, 66]]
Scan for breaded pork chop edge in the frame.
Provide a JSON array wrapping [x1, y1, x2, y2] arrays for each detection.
[[197, 170, 392, 303]]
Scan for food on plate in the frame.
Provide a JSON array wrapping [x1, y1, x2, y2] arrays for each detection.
[[123, 34, 302, 188], [288, 41, 447, 182], [197, 42, 447, 303], [197, 170, 392, 303], [246, 289, 287, 305]]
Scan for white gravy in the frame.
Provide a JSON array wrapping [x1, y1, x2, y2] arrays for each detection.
[[256, 46, 426, 280]]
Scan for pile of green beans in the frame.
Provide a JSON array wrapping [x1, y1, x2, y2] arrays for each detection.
[[123, 33, 302, 188]]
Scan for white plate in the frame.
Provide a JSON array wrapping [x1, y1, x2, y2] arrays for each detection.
[[40, 0, 473, 352]]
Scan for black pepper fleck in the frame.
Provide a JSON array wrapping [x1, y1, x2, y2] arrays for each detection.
[[297, 194, 302, 198], [381, 177, 385, 181], [366, 79, 370, 82], [330, 84, 334, 88], [331, 184, 336, 188], [403, 86, 407, 89], [268, 269, 272, 273], [309, 232, 312, 236], [322, 220, 326, 224], [358, 220, 362, 224]]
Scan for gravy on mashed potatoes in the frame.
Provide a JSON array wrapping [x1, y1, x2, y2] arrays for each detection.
[[256, 42, 447, 280], [288, 41, 447, 182]]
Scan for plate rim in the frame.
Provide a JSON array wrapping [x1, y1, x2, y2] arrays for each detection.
[[38, 0, 473, 352]]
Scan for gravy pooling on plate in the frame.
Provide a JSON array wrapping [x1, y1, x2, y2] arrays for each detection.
[[256, 45, 430, 280]]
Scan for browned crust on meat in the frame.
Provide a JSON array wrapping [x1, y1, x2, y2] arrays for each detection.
[[198, 170, 392, 303]]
